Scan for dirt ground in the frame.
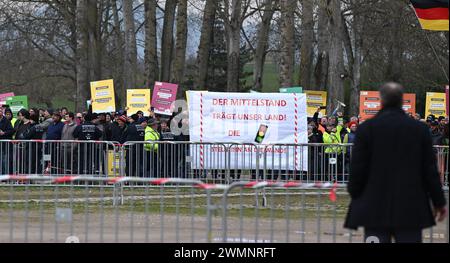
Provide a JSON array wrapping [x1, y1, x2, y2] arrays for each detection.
[[0, 211, 447, 243]]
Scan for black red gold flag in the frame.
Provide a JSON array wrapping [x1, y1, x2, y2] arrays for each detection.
[[410, 0, 449, 31]]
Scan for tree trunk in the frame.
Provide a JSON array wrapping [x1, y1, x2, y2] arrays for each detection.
[[314, 0, 330, 91], [253, 0, 274, 92], [123, 0, 138, 90], [225, 0, 242, 92], [349, 3, 363, 117], [160, 0, 177, 82], [326, 0, 345, 114], [144, 0, 158, 89], [299, 0, 314, 90], [171, 0, 188, 88], [385, 11, 402, 82], [195, 0, 218, 90], [76, 0, 90, 112], [87, 0, 101, 81], [279, 0, 296, 88], [111, 0, 125, 108]]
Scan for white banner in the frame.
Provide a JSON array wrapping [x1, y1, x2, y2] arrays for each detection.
[[188, 91, 308, 171]]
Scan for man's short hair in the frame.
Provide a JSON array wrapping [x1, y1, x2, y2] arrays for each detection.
[[380, 82, 404, 109], [67, 112, 75, 119], [84, 114, 93, 122]]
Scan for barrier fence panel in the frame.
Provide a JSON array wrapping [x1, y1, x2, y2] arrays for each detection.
[[0, 176, 228, 243], [1, 140, 448, 187], [435, 146, 449, 187], [220, 182, 449, 243], [0, 140, 120, 178], [122, 142, 230, 185], [0, 176, 447, 243]]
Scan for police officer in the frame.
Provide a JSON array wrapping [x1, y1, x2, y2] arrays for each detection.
[[22, 114, 46, 174], [123, 114, 145, 177], [145, 118, 160, 177], [73, 113, 103, 174]]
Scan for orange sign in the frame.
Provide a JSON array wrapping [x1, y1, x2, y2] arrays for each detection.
[[359, 91, 381, 121], [360, 91, 416, 120], [402, 93, 416, 116]]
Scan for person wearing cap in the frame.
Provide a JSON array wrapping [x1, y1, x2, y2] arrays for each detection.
[[72, 113, 103, 174], [43, 112, 65, 173], [123, 114, 145, 177], [345, 121, 358, 144], [136, 110, 144, 120], [108, 115, 127, 143], [145, 118, 160, 177]]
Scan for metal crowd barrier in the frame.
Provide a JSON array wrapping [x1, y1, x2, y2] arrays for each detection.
[[1, 140, 448, 187], [0, 140, 120, 178], [120, 142, 354, 185], [0, 176, 447, 243]]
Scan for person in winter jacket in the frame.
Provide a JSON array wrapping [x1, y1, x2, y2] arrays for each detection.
[[46, 113, 65, 140], [61, 112, 77, 141]]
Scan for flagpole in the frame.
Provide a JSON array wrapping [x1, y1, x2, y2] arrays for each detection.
[[408, 3, 449, 82]]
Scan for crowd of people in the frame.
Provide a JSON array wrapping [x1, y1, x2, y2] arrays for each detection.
[[307, 107, 449, 147], [0, 103, 448, 180], [0, 105, 190, 143]]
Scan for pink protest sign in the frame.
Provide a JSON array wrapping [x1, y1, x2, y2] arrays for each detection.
[[0, 92, 15, 105], [151, 82, 178, 116]]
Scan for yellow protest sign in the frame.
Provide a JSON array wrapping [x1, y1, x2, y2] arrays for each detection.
[[127, 89, 151, 116], [425, 92, 447, 117], [90, 79, 116, 113], [305, 90, 327, 117], [107, 150, 125, 176]]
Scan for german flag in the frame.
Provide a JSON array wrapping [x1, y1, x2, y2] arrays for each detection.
[[411, 0, 449, 31]]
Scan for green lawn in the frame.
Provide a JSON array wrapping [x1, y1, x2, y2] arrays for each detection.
[[244, 63, 304, 93]]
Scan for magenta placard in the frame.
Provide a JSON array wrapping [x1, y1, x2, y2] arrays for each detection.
[[151, 82, 178, 116], [0, 92, 15, 105]]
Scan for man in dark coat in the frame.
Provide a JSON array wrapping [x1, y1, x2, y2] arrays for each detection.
[[123, 114, 145, 177], [73, 113, 103, 174], [344, 82, 447, 243], [0, 107, 15, 174]]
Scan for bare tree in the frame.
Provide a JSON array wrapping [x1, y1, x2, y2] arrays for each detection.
[[160, 0, 177, 82], [315, 0, 330, 91], [123, 0, 138, 90], [253, 0, 275, 92], [219, 0, 256, 91], [326, 0, 345, 113], [279, 0, 296, 88], [112, 0, 125, 107], [299, 0, 314, 90], [76, 0, 90, 111], [221, 0, 243, 91], [171, 0, 188, 86], [144, 0, 158, 89], [195, 0, 218, 90]]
